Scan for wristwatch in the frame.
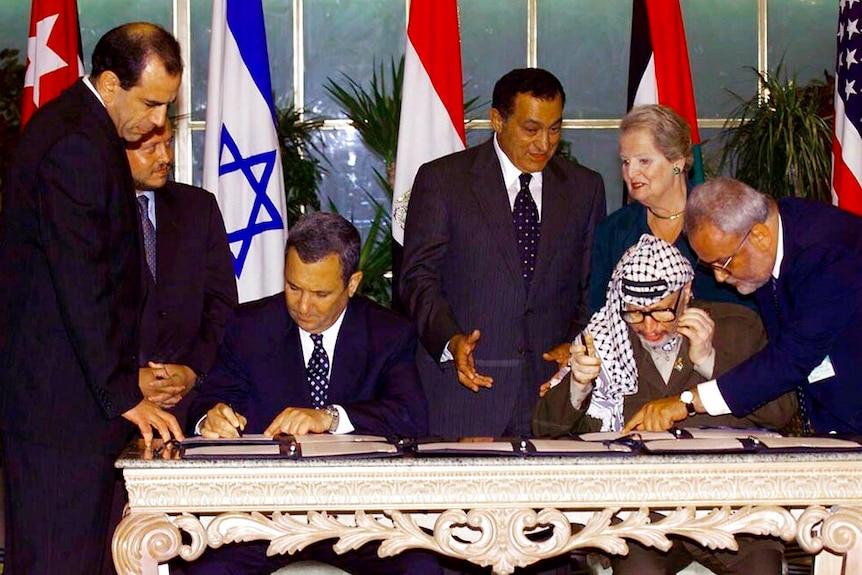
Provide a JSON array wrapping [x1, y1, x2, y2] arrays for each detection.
[[324, 405, 340, 433], [679, 390, 697, 418], [192, 370, 207, 389]]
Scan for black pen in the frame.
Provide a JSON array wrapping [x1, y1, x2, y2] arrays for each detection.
[[227, 403, 243, 437]]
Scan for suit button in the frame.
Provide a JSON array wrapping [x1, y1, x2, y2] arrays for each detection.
[[130, 354, 137, 363], [158, 311, 168, 318]]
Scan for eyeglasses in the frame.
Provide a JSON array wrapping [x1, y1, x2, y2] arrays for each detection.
[[620, 291, 683, 325], [697, 227, 753, 274]]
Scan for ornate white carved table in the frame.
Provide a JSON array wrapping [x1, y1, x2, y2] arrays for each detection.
[[113, 441, 862, 574]]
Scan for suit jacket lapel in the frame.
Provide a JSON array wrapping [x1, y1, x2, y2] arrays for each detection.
[[154, 185, 181, 286], [281, 321, 311, 404], [469, 140, 523, 287], [330, 300, 365, 400], [530, 160, 567, 295]]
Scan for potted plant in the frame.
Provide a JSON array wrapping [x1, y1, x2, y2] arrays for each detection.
[[718, 65, 833, 203], [275, 101, 327, 226], [324, 57, 404, 306], [0, 48, 25, 204]]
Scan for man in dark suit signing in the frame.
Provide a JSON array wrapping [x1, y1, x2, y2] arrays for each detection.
[[0, 23, 185, 575], [186, 212, 438, 574], [400, 68, 607, 438], [127, 120, 237, 428]]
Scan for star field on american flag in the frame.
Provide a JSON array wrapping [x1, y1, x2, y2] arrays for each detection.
[[833, 0, 862, 214], [217, 125, 284, 278]]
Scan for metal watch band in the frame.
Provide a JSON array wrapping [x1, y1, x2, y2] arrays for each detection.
[[324, 405, 339, 433]]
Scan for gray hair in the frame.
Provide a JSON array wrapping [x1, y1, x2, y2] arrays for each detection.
[[685, 177, 771, 236], [620, 104, 693, 171]]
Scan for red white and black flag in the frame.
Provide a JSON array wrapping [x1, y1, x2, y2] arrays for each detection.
[[832, 0, 862, 215], [22, 0, 84, 127], [392, 0, 466, 246], [627, 0, 703, 188]]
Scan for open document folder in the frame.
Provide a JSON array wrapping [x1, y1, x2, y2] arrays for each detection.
[[177, 433, 399, 459]]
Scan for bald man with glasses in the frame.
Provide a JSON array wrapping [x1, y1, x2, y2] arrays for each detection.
[[627, 177, 862, 436]]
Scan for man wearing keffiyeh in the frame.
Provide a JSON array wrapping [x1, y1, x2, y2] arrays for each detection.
[[533, 234, 794, 436], [532, 234, 795, 575]]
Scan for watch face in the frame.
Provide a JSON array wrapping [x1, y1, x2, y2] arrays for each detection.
[[680, 390, 694, 403]]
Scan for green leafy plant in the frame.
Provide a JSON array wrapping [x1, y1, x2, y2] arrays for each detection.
[[0, 48, 25, 199], [275, 102, 327, 225], [324, 57, 405, 305], [718, 66, 833, 203], [325, 57, 404, 188]]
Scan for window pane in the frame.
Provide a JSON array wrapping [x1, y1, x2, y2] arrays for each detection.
[[682, 0, 758, 118], [564, 129, 623, 214], [768, 0, 835, 85], [311, 128, 388, 234], [0, 3, 29, 57], [304, 0, 405, 118], [79, 0, 172, 68], [192, 129, 205, 188], [538, 0, 631, 118], [190, 0, 294, 121], [460, 0, 526, 119]]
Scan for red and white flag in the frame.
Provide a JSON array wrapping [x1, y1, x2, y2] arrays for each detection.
[[392, 0, 466, 245], [832, 0, 862, 215], [21, 0, 84, 127]]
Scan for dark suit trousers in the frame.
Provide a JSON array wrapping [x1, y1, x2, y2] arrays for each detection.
[[2, 432, 118, 575], [183, 539, 442, 575]]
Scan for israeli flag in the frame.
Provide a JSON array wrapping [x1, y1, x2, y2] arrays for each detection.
[[204, 0, 287, 303]]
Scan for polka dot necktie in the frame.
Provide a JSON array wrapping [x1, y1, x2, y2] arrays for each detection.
[[513, 173, 540, 288], [307, 333, 329, 408], [136, 194, 157, 282]]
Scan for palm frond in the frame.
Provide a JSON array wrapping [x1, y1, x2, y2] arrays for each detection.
[[719, 65, 833, 203]]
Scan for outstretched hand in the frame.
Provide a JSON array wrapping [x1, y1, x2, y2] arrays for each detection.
[[449, 329, 493, 392]]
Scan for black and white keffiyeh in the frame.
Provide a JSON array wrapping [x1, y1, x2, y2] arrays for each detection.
[[584, 234, 694, 431]]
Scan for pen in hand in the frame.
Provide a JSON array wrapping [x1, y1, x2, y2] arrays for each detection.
[[547, 364, 572, 389]]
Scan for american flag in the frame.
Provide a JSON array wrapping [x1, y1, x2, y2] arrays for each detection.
[[833, 0, 862, 215]]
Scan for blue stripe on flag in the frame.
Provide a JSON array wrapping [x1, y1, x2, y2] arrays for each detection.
[[226, 0, 276, 119]]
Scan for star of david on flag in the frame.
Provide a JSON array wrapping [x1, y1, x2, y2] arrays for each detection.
[[204, 0, 287, 303]]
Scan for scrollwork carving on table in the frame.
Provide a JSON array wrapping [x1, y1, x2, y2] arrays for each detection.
[[115, 504, 810, 575], [113, 512, 207, 575]]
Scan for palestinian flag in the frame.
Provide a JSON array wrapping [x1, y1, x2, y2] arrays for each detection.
[[628, 0, 704, 190]]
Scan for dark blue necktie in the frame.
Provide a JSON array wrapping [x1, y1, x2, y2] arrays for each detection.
[[137, 194, 157, 282], [513, 173, 540, 288], [772, 278, 812, 434], [307, 333, 329, 408]]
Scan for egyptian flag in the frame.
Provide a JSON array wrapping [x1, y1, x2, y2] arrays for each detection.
[[832, 0, 862, 215], [392, 0, 466, 246], [390, 0, 465, 311], [22, 0, 84, 127], [627, 0, 703, 190]]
